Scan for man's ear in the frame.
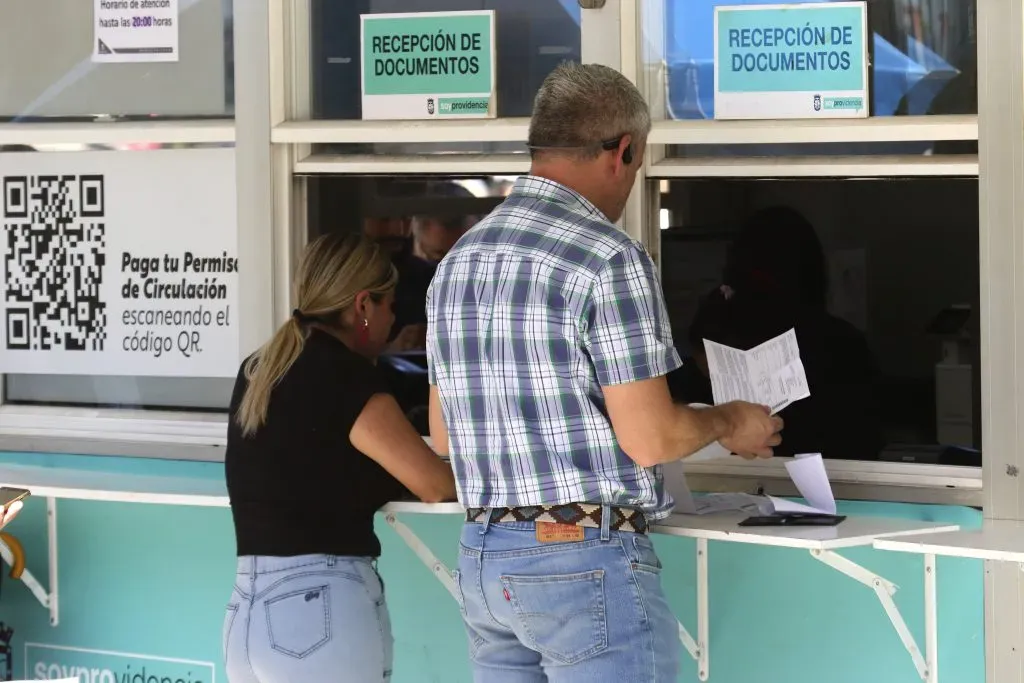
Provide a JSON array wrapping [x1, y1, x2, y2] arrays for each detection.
[[618, 134, 634, 166]]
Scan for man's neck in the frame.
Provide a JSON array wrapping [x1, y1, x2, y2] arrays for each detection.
[[529, 164, 612, 220]]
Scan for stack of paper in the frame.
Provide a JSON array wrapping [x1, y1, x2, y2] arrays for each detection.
[[704, 328, 810, 414], [666, 453, 837, 516]]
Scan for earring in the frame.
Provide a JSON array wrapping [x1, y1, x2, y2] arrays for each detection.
[[357, 318, 370, 346]]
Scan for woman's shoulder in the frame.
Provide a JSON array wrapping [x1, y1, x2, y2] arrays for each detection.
[[287, 332, 386, 397]]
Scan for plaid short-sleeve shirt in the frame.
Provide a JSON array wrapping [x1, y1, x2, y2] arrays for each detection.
[[425, 176, 682, 519]]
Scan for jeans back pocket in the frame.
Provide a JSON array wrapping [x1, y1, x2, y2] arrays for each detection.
[[500, 570, 608, 665], [264, 585, 331, 659]]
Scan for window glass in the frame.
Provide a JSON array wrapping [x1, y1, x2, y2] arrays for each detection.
[[665, 140, 978, 158], [310, 0, 581, 120], [1, 144, 237, 412], [661, 177, 979, 465], [0, 0, 234, 120], [306, 174, 518, 433], [643, 0, 977, 120]]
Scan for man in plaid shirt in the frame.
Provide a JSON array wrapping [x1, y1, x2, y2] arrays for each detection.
[[426, 63, 783, 681]]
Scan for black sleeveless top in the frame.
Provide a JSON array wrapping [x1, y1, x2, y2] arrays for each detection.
[[226, 329, 411, 558]]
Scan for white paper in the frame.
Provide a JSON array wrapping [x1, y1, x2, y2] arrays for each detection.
[[779, 453, 837, 514], [693, 493, 768, 515], [704, 328, 810, 414], [767, 496, 827, 514], [663, 464, 698, 514], [672, 453, 838, 517], [94, 0, 180, 63]]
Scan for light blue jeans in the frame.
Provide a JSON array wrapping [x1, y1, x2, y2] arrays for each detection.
[[224, 555, 393, 683], [454, 515, 680, 682]]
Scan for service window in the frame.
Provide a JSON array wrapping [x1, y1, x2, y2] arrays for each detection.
[[658, 176, 979, 466], [304, 174, 518, 434]]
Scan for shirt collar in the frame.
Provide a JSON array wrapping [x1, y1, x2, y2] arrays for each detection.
[[510, 175, 609, 222]]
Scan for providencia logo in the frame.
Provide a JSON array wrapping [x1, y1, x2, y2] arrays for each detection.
[[27, 644, 215, 683]]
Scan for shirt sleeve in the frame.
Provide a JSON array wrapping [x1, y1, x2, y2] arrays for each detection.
[[584, 243, 682, 386], [425, 280, 438, 386]]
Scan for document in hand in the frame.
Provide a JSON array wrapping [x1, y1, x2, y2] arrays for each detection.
[[703, 328, 811, 414]]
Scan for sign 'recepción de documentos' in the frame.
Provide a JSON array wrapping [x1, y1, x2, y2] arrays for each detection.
[[360, 10, 496, 120], [714, 2, 869, 120]]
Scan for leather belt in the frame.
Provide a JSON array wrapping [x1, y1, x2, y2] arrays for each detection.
[[465, 502, 649, 534]]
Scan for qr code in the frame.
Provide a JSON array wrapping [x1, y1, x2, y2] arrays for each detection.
[[2, 174, 107, 351]]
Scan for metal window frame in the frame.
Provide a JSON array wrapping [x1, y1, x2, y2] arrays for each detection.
[[976, 0, 1024, 679], [270, 0, 989, 502], [628, 0, 987, 500], [1, 0, 996, 499]]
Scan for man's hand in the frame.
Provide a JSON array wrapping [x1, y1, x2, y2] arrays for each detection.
[[718, 402, 784, 459]]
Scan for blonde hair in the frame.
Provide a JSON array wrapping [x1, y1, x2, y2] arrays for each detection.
[[235, 233, 397, 437]]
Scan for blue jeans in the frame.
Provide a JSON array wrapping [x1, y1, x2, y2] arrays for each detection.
[[224, 555, 393, 683], [454, 517, 680, 682]]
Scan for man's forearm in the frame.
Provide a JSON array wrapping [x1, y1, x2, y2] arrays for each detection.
[[661, 403, 733, 462]]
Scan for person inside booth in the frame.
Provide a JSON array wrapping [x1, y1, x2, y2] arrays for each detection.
[[362, 182, 479, 433], [386, 183, 479, 353], [668, 205, 886, 461]]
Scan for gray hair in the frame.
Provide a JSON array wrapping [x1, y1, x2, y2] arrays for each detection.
[[528, 62, 651, 159]]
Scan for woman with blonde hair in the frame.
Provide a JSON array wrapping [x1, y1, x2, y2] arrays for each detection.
[[223, 233, 455, 683]]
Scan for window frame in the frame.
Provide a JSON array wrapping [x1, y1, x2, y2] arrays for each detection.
[[632, 0, 990, 503], [270, 0, 991, 505], [0, 0, 273, 462], [2, 0, 999, 501]]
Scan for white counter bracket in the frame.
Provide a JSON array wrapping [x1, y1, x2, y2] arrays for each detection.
[[676, 538, 711, 681], [810, 548, 934, 683], [0, 496, 59, 627], [671, 545, 934, 683], [384, 512, 458, 600]]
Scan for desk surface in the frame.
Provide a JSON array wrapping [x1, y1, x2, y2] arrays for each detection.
[[874, 520, 1024, 562], [0, 452, 229, 506], [0, 453, 959, 548], [653, 513, 960, 550]]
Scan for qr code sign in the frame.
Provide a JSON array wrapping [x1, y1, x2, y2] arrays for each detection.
[[3, 174, 107, 351]]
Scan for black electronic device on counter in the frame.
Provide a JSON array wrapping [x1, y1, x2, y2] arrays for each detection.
[[738, 513, 846, 527]]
